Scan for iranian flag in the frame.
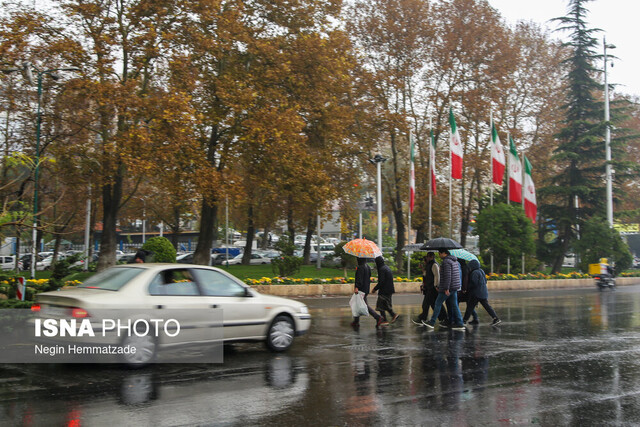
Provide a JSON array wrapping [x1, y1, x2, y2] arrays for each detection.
[[524, 156, 537, 223], [449, 108, 463, 179], [409, 132, 415, 213], [491, 121, 506, 185], [508, 136, 522, 203], [430, 128, 437, 195]]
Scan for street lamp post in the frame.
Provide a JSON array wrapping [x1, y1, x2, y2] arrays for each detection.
[[369, 154, 387, 252], [30, 66, 80, 278], [604, 38, 615, 228], [2, 63, 79, 277]]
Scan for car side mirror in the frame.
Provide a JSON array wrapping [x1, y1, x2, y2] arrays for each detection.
[[244, 288, 252, 297]]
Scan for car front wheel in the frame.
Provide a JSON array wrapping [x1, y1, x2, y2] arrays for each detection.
[[121, 333, 157, 368], [266, 315, 295, 352]]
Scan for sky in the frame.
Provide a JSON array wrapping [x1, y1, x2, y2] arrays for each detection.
[[488, 0, 640, 97]]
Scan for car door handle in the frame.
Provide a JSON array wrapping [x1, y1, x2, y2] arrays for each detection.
[[211, 304, 218, 309], [155, 305, 164, 309]]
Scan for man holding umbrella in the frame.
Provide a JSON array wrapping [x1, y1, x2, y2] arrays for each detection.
[[352, 257, 387, 328], [424, 248, 465, 330], [343, 239, 388, 329]]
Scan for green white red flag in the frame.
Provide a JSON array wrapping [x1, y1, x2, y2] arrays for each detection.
[[430, 128, 437, 195], [449, 108, 463, 179], [508, 136, 522, 203], [524, 156, 537, 223], [409, 132, 415, 213], [491, 121, 505, 185]]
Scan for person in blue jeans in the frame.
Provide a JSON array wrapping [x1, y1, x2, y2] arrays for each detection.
[[424, 249, 465, 330]]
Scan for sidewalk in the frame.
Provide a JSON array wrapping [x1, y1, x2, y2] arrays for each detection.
[[251, 277, 640, 297]]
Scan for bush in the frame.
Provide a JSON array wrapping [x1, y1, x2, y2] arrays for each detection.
[[48, 253, 83, 291], [141, 237, 176, 263], [271, 256, 303, 277]]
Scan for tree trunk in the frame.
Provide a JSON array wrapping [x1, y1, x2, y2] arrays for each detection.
[[97, 174, 123, 271], [303, 216, 315, 264], [194, 198, 217, 265], [170, 205, 181, 249], [242, 205, 255, 265]]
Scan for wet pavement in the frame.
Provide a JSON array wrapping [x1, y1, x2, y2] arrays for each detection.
[[2, 284, 640, 426]]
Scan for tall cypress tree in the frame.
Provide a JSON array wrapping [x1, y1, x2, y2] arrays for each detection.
[[537, 0, 605, 273]]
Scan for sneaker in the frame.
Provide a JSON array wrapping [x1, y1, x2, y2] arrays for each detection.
[[469, 319, 479, 325], [422, 320, 435, 329], [391, 314, 400, 324], [411, 318, 424, 326], [377, 318, 389, 328], [439, 321, 450, 328], [451, 324, 466, 331], [491, 318, 502, 326]]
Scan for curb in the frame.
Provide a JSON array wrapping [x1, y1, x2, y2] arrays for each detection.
[[251, 277, 639, 297]]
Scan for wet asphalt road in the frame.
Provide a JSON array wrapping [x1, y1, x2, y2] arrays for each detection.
[[2, 284, 640, 426]]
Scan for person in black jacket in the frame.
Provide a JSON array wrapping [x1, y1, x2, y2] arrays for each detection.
[[352, 257, 386, 328], [463, 259, 501, 326], [413, 252, 449, 326], [372, 256, 399, 323]]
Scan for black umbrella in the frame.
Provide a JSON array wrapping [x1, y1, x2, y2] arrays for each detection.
[[401, 243, 426, 252], [420, 237, 463, 250]]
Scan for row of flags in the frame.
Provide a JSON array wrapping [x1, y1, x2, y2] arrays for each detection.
[[408, 109, 537, 223]]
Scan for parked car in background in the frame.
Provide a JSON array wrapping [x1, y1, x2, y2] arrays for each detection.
[[224, 253, 272, 265], [211, 252, 233, 265], [176, 253, 195, 264], [33, 263, 311, 366], [36, 255, 59, 271], [0, 255, 22, 271]]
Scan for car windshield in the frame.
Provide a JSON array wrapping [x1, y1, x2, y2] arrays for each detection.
[[78, 267, 145, 291]]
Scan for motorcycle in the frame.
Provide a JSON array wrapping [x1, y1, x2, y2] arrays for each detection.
[[593, 274, 615, 290]]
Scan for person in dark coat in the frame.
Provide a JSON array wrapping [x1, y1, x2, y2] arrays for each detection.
[[424, 249, 465, 330], [413, 252, 448, 326], [458, 259, 479, 324], [463, 259, 501, 326], [352, 257, 386, 328], [372, 256, 399, 323]]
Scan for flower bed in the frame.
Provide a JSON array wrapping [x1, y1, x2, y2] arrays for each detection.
[[243, 271, 604, 286]]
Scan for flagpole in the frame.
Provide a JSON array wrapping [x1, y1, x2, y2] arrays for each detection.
[[408, 131, 412, 279], [507, 132, 512, 278], [490, 113, 494, 274], [449, 113, 453, 240], [429, 117, 433, 240], [506, 131, 510, 206], [521, 152, 525, 274], [490, 113, 494, 207]]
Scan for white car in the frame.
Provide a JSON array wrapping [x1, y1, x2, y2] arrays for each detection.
[[0, 255, 22, 271], [33, 264, 311, 366], [224, 253, 272, 265]]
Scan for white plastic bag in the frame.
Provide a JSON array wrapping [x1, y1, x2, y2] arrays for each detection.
[[349, 291, 369, 317]]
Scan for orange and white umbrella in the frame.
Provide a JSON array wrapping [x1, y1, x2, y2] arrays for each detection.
[[343, 238, 382, 259]]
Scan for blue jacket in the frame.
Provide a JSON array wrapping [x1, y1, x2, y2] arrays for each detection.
[[468, 259, 489, 299], [439, 255, 461, 292]]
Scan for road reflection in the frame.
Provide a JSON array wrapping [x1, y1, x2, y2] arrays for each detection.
[[2, 286, 640, 425]]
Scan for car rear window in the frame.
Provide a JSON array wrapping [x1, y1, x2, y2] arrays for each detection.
[[78, 267, 144, 291]]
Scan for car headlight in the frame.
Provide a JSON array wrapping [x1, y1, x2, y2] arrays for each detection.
[[299, 306, 309, 315]]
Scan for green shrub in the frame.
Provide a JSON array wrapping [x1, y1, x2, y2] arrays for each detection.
[[0, 299, 34, 309], [271, 256, 302, 277], [48, 253, 83, 291], [141, 237, 176, 263]]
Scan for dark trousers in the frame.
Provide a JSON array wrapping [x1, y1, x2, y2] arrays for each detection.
[[417, 291, 448, 323], [353, 294, 381, 323], [463, 295, 498, 322], [376, 294, 396, 321]]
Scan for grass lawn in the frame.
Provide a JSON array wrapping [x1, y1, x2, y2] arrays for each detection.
[[219, 264, 355, 280]]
